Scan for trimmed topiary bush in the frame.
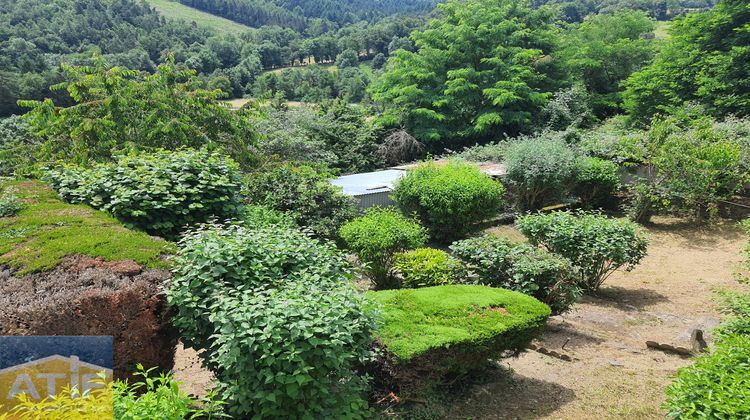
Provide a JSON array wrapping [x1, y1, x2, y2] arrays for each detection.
[[516, 211, 648, 291], [367, 285, 550, 392], [168, 222, 376, 418], [664, 334, 750, 418], [504, 135, 577, 210], [393, 161, 504, 242], [393, 248, 466, 288], [245, 162, 357, 239], [574, 156, 620, 209], [45, 148, 244, 238], [451, 235, 581, 313], [339, 207, 428, 289]]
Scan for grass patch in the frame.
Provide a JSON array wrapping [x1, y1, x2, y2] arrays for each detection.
[[145, 0, 254, 35], [367, 285, 551, 362], [0, 180, 173, 274]]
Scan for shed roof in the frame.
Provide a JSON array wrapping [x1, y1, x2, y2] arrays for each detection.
[[391, 159, 507, 177], [330, 169, 406, 196]]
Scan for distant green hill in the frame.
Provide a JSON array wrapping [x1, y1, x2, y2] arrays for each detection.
[[146, 0, 254, 34]]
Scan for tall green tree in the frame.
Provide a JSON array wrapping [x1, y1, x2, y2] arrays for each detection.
[[623, 0, 750, 123], [20, 56, 260, 167], [369, 0, 567, 145], [560, 10, 656, 117]]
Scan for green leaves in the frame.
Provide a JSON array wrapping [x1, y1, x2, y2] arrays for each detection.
[[369, 0, 566, 143], [451, 235, 580, 313], [45, 148, 243, 238], [339, 207, 428, 289], [393, 161, 504, 242], [168, 223, 376, 417], [516, 211, 649, 291], [393, 248, 466, 289]]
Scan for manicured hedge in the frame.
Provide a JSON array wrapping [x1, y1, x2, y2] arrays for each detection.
[[367, 285, 550, 391], [393, 161, 504, 242]]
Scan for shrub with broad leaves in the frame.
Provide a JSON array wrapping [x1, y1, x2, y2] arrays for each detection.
[[451, 235, 581, 313], [516, 211, 648, 291], [393, 161, 504, 242], [45, 148, 243, 238], [339, 207, 428, 289], [168, 222, 376, 418], [574, 156, 620, 209]]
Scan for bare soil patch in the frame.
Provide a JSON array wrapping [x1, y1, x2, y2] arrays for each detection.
[[449, 216, 747, 419]]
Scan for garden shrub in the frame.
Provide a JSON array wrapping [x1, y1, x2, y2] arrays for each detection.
[[0, 187, 24, 217], [664, 334, 750, 418], [574, 156, 620, 209], [168, 223, 376, 418], [451, 235, 581, 313], [367, 285, 550, 392], [393, 161, 504, 242], [504, 134, 578, 210], [393, 248, 466, 289], [339, 207, 428, 289], [516, 211, 648, 291], [240, 204, 296, 229], [45, 148, 243, 238], [245, 162, 357, 239]]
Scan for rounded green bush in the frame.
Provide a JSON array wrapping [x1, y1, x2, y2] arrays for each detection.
[[450, 235, 581, 313], [664, 334, 750, 418], [339, 207, 428, 289], [393, 161, 504, 242], [168, 222, 375, 418], [574, 156, 620, 209], [393, 248, 466, 288], [504, 135, 577, 210], [516, 211, 648, 291]]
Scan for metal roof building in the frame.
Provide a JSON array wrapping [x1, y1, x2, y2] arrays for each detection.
[[330, 169, 406, 210]]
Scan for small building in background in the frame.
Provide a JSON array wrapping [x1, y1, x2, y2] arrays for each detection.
[[330, 169, 406, 210], [330, 160, 507, 211]]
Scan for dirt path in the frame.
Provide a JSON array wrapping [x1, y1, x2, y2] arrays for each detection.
[[449, 217, 747, 419]]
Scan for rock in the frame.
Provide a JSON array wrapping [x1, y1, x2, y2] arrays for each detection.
[[608, 359, 624, 367]]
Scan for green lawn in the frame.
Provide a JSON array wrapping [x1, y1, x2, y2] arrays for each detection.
[[146, 0, 254, 35]]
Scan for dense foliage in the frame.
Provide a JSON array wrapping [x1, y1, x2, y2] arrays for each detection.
[[20, 58, 259, 166], [0, 115, 39, 176], [45, 148, 243, 238], [393, 248, 466, 288], [370, 0, 566, 145], [626, 115, 747, 221], [574, 156, 621, 209], [339, 207, 428, 289], [504, 134, 578, 210], [559, 11, 656, 117], [393, 161, 504, 241], [451, 235, 581, 313], [168, 223, 375, 418], [516, 211, 649, 291], [623, 0, 750, 122], [244, 162, 357, 239]]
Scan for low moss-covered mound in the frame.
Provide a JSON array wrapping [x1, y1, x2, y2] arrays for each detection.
[[367, 285, 550, 392], [0, 180, 172, 274], [0, 180, 176, 380]]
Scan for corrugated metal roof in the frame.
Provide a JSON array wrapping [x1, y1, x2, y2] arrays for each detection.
[[330, 169, 406, 196], [391, 159, 507, 177]]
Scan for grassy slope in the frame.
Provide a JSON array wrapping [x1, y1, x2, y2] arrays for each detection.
[[367, 284, 551, 361], [0, 180, 173, 274], [146, 0, 254, 35]]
